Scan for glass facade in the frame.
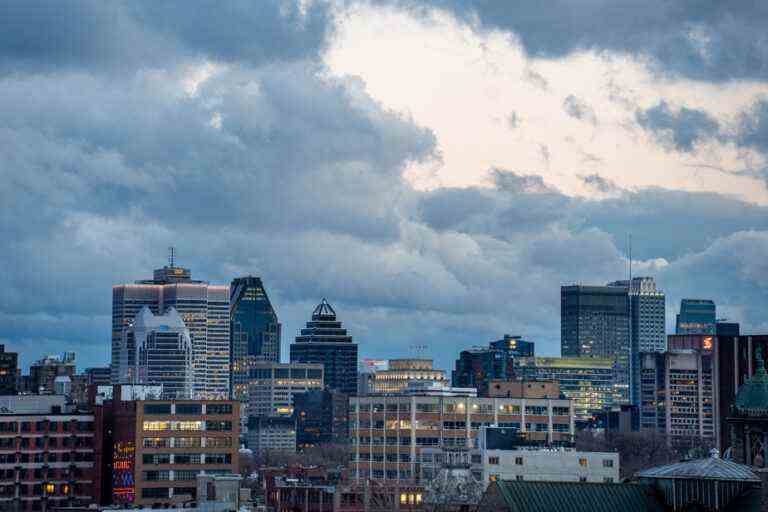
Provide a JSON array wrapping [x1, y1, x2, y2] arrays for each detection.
[[676, 299, 716, 335], [229, 276, 281, 401], [453, 335, 534, 395], [290, 299, 358, 395]]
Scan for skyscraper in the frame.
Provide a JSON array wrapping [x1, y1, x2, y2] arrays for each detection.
[[122, 306, 194, 399], [0, 345, 18, 395], [561, 284, 630, 403], [619, 277, 666, 406], [290, 299, 358, 395], [230, 276, 281, 401], [675, 299, 716, 335], [111, 258, 230, 398]]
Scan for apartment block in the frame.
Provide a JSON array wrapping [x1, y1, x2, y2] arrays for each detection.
[[0, 396, 99, 511]]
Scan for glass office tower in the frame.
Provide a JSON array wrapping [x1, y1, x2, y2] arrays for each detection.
[[230, 276, 281, 401], [290, 299, 358, 395], [676, 299, 716, 335]]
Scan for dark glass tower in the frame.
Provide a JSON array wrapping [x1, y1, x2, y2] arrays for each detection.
[[453, 335, 535, 395], [230, 276, 281, 401], [290, 299, 358, 395], [676, 299, 716, 335], [561, 284, 630, 404]]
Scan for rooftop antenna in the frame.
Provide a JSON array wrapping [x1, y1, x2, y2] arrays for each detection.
[[168, 246, 176, 268]]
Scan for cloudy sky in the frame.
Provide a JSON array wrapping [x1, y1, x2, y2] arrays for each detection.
[[3, 1, 768, 372]]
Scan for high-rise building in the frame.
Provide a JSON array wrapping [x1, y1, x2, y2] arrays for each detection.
[[0, 345, 18, 395], [514, 357, 616, 421], [290, 299, 358, 395], [116, 306, 194, 399], [229, 276, 281, 402], [611, 277, 666, 406], [561, 284, 630, 403], [362, 359, 447, 396], [30, 352, 76, 395], [453, 335, 534, 395], [84, 367, 111, 387], [676, 299, 716, 335], [638, 347, 716, 448], [111, 260, 230, 398]]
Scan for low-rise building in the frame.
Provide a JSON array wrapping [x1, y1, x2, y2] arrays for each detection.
[[350, 393, 575, 484], [102, 396, 239, 507], [248, 416, 296, 453]]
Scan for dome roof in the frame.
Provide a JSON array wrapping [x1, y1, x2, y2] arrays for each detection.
[[733, 346, 768, 417]]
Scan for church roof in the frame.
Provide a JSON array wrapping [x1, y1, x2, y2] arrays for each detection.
[[637, 455, 760, 482], [733, 346, 768, 417]]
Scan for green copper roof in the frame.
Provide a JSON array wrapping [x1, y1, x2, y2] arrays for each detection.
[[734, 346, 768, 416], [490, 481, 664, 512]]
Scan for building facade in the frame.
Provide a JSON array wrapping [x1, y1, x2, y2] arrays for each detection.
[[676, 299, 716, 335], [363, 359, 447, 396], [0, 396, 99, 511], [290, 299, 358, 395], [293, 389, 350, 448], [83, 367, 111, 387], [30, 353, 76, 395], [247, 416, 296, 453], [349, 394, 575, 484], [453, 335, 534, 396], [639, 348, 716, 447], [105, 398, 239, 507], [117, 306, 194, 399], [112, 262, 230, 398], [514, 357, 615, 421], [247, 362, 324, 418], [0, 346, 17, 395], [561, 284, 630, 403], [230, 276, 281, 402]]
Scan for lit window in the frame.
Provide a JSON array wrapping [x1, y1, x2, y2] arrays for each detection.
[[44, 483, 54, 494], [579, 458, 588, 467], [400, 493, 407, 505]]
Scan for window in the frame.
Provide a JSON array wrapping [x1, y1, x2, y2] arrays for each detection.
[[579, 458, 588, 467], [142, 487, 169, 499], [174, 470, 201, 481], [604, 477, 614, 483], [143, 470, 170, 481], [206, 404, 233, 415], [175, 437, 201, 448], [515, 457, 523, 465], [143, 437, 169, 448], [143, 403, 172, 415], [579, 476, 587, 482], [206, 420, 232, 432], [603, 459, 614, 468], [175, 404, 202, 415], [515, 475, 524, 481], [488, 457, 499, 465], [174, 453, 202, 464], [204, 453, 231, 464], [142, 453, 171, 465]]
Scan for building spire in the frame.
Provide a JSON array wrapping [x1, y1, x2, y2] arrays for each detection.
[[168, 246, 176, 268]]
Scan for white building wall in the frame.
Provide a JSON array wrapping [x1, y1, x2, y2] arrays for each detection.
[[477, 448, 619, 485]]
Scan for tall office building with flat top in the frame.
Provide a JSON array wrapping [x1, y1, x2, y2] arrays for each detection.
[[230, 276, 281, 402], [112, 259, 229, 398], [676, 299, 716, 335], [561, 284, 630, 403], [290, 299, 358, 395]]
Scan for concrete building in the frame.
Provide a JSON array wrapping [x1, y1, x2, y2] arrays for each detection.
[[247, 416, 296, 453], [290, 299, 358, 395], [561, 284, 630, 404], [230, 276, 281, 402], [350, 393, 575, 484], [112, 260, 230, 398], [83, 367, 111, 387], [102, 397, 239, 507], [453, 335, 534, 396], [247, 362, 324, 418], [30, 353, 76, 395], [514, 357, 616, 421], [0, 395, 99, 511], [362, 359, 447, 396], [639, 348, 716, 447]]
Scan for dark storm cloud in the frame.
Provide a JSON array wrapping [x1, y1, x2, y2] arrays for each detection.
[[737, 97, 768, 154], [377, 0, 768, 81], [0, 0, 333, 74], [636, 101, 721, 152]]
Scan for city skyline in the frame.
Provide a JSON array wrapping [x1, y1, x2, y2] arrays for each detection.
[[3, 2, 768, 376]]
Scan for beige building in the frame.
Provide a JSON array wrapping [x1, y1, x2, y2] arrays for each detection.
[[362, 359, 448, 395], [350, 394, 575, 483]]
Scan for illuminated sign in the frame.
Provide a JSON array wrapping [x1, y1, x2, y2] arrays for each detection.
[[112, 442, 135, 503], [703, 337, 713, 350]]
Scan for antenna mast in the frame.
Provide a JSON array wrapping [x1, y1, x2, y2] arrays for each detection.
[[169, 246, 176, 268]]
